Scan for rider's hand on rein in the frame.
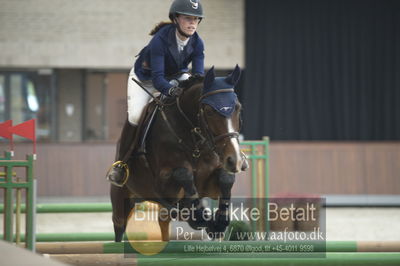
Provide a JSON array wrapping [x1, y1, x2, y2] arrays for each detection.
[[168, 86, 183, 97]]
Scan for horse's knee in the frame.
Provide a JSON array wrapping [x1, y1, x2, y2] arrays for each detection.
[[172, 167, 193, 181], [172, 168, 194, 187], [214, 168, 235, 188]]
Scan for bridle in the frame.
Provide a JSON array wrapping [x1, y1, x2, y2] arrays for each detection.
[[161, 88, 240, 159], [198, 88, 240, 143]]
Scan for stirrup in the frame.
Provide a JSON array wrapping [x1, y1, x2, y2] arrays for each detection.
[[106, 161, 130, 187]]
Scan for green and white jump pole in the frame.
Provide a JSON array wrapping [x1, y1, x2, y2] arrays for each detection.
[[0, 151, 36, 251]]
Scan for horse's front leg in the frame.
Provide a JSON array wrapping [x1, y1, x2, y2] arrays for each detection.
[[207, 168, 235, 238], [158, 214, 171, 241], [171, 167, 198, 201], [171, 167, 208, 229]]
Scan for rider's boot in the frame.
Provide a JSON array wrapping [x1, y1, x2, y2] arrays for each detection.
[[106, 119, 138, 187]]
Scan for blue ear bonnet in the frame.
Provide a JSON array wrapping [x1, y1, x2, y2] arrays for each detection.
[[201, 78, 238, 117], [201, 65, 241, 117]]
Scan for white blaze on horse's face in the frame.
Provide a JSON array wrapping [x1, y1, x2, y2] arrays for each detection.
[[203, 104, 243, 174], [224, 117, 243, 174]]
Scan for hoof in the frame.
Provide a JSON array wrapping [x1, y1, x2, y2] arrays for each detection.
[[188, 207, 210, 230], [114, 226, 125, 242], [205, 210, 230, 238]]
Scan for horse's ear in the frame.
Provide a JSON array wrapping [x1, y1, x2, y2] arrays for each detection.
[[225, 64, 241, 86], [203, 66, 215, 91]]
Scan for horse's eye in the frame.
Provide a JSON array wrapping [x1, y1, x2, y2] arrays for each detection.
[[204, 108, 214, 116]]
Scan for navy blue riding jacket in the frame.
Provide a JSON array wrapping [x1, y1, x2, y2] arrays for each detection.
[[134, 24, 205, 95]]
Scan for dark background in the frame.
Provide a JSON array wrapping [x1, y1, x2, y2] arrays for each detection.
[[241, 0, 400, 140]]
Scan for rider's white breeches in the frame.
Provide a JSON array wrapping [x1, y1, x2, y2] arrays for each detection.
[[127, 68, 191, 125], [127, 68, 157, 125]]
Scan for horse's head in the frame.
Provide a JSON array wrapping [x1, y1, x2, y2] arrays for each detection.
[[199, 65, 243, 173]]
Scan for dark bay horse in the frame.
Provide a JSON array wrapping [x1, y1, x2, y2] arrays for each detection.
[[111, 65, 245, 242]]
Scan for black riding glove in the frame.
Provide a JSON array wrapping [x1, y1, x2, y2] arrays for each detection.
[[168, 86, 183, 97]]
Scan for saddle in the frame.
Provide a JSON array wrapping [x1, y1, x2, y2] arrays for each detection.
[[130, 73, 198, 157]]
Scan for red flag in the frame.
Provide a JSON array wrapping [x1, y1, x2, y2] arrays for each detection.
[[9, 119, 36, 157], [0, 120, 13, 139], [0, 120, 14, 155], [9, 119, 36, 141]]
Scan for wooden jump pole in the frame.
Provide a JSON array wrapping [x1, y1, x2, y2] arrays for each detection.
[[36, 241, 400, 254], [47, 252, 400, 266]]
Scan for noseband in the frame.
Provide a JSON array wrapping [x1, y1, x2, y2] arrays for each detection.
[[198, 106, 239, 143]]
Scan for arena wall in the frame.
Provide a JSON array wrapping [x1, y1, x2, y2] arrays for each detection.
[[0, 0, 244, 69]]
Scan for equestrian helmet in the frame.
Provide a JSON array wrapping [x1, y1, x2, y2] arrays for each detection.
[[169, 0, 204, 20]]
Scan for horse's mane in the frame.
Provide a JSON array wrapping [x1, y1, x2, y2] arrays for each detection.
[[179, 75, 204, 90]]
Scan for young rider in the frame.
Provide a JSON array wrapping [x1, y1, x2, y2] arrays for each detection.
[[106, 0, 205, 187]]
